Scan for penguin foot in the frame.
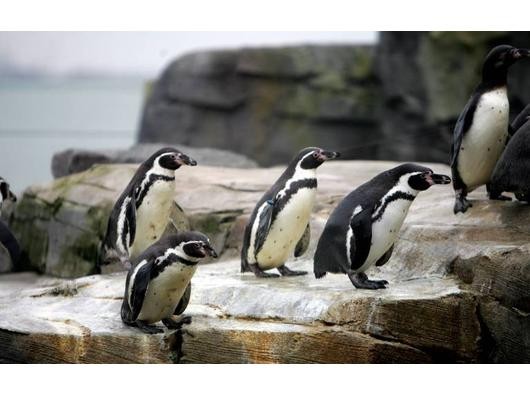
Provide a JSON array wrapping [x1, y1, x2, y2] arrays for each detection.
[[453, 196, 472, 214], [277, 265, 308, 277], [248, 263, 280, 278], [489, 194, 512, 201], [162, 315, 192, 330], [136, 320, 164, 334], [347, 272, 387, 290]]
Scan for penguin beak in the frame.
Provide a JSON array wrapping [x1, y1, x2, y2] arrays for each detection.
[[9, 191, 17, 202], [176, 153, 197, 166], [514, 48, 530, 59], [202, 244, 218, 258], [319, 150, 340, 161], [425, 173, 451, 185]]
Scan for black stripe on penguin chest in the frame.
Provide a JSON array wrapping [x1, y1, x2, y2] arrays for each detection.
[[150, 253, 197, 280], [135, 174, 175, 208], [270, 178, 317, 224], [372, 191, 416, 222]]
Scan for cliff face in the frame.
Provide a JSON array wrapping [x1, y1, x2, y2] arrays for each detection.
[[138, 32, 530, 166]]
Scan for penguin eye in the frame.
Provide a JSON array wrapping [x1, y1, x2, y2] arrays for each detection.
[[312, 152, 319, 158]]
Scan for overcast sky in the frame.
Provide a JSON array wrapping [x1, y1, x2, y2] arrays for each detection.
[[0, 31, 377, 77]]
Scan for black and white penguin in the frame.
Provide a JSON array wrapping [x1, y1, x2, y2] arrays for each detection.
[[0, 176, 17, 207], [314, 164, 451, 289], [490, 104, 530, 202], [241, 147, 340, 278], [121, 231, 217, 334], [451, 45, 530, 214], [98, 147, 197, 273], [0, 177, 20, 265]]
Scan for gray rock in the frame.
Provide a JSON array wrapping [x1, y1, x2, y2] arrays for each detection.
[[137, 34, 530, 166], [138, 45, 381, 166], [52, 144, 258, 178]]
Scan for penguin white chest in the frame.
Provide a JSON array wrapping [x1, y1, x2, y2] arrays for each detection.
[[458, 88, 509, 190], [256, 187, 316, 269], [131, 180, 175, 257], [359, 198, 413, 272], [137, 263, 196, 324]]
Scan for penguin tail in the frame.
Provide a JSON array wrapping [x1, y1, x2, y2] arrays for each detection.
[[314, 271, 327, 279]]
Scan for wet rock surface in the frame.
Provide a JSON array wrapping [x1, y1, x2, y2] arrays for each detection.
[[0, 160, 529, 362]]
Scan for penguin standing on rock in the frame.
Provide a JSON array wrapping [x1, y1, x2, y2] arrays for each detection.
[[98, 147, 197, 273], [0, 177, 20, 265], [241, 147, 340, 278], [121, 231, 217, 334], [314, 164, 451, 289], [490, 104, 530, 202], [451, 45, 530, 214]]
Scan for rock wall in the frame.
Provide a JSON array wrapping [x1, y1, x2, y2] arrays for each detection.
[[138, 32, 530, 165], [138, 46, 380, 165]]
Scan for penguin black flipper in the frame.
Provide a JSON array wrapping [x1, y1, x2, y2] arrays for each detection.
[[348, 206, 374, 270], [0, 220, 21, 265], [125, 197, 137, 248], [254, 199, 275, 254], [294, 223, 310, 258], [375, 244, 394, 267], [127, 260, 153, 321], [173, 282, 191, 315]]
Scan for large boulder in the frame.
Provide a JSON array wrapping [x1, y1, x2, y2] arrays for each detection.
[[4, 165, 190, 277], [51, 143, 258, 178], [137, 33, 530, 166], [138, 46, 381, 166]]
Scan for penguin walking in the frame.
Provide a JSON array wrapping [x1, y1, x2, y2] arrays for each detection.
[[451, 45, 530, 214], [314, 164, 451, 289], [0, 177, 20, 266], [241, 147, 340, 278], [490, 104, 530, 202], [121, 231, 217, 334], [98, 147, 197, 273]]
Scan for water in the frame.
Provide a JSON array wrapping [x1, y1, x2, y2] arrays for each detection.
[[0, 77, 145, 193]]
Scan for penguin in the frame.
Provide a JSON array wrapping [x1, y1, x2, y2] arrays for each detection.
[[489, 104, 530, 202], [241, 147, 340, 278], [451, 45, 530, 214], [0, 177, 20, 266], [98, 147, 197, 273], [121, 231, 217, 334], [0, 176, 17, 208], [314, 164, 451, 289]]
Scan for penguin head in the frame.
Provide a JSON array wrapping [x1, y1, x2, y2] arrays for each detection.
[[482, 45, 530, 82], [296, 147, 341, 169], [390, 164, 451, 192], [152, 147, 197, 171], [0, 177, 16, 203], [170, 231, 218, 260]]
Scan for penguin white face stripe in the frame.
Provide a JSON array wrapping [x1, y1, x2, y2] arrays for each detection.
[[156, 242, 202, 266], [116, 196, 132, 255], [372, 172, 420, 221], [135, 153, 177, 200], [277, 151, 317, 200]]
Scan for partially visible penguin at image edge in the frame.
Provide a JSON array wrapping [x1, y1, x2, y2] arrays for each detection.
[[241, 147, 340, 278], [314, 164, 451, 289], [490, 104, 530, 202], [450, 45, 530, 214], [0, 177, 21, 266], [98, 147, 197, 274]]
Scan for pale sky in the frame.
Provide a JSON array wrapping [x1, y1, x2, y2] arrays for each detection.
[[0, 32, 378, 77]]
